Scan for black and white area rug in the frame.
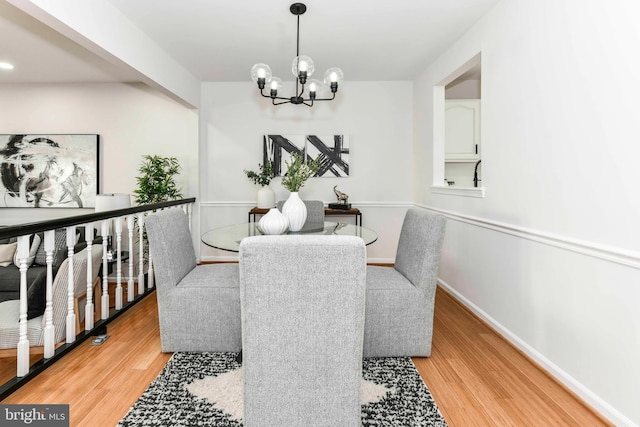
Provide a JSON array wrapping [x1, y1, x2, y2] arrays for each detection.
[[118, 352, 447, 426]]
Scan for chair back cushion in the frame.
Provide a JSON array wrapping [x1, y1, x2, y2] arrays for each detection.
[[145, 208, 196, 289], [394, 208, 446, 293], [240, 234, 366, 427]]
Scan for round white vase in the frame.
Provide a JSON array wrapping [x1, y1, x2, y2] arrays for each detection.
[[257, 186, 275, 208], [281, 192, 307, 232], [258, 208, 289, 235]]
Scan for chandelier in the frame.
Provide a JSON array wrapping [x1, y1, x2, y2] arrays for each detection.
[[250, 3, 344, 107]]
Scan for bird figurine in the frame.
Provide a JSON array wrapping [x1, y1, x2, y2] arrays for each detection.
[[333, 185, 349, 204]]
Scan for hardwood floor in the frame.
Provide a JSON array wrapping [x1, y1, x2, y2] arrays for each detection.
[[1, 287, 610, 426], [414, 289, 610, 426]]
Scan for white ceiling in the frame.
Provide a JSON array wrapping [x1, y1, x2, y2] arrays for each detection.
[[0, 0, 496, 85]]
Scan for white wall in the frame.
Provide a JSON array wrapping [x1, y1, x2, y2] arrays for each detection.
[[414, 0, 640, 425], [0, 82, 198, 226], [199, 81, 413, 262]]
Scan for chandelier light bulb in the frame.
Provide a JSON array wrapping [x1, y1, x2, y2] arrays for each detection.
[[251, 63, 272, 84], [324, 67, 344, 85], [308, 79, 323, 100], [308, 79, 322, 93], [269, 77, 283, 97], [292, 55, 315, 78]]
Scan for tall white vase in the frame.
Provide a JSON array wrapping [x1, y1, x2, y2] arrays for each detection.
[[257, 186, 275, 208], [281, 192, 307, 232]]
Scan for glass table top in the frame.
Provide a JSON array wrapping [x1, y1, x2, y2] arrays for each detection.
[[201, 221, 378, 253]]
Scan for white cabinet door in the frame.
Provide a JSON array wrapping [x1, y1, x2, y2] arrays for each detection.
[[445, 99, 480, 161]]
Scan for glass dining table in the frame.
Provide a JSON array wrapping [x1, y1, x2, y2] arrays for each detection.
[[201, 221, 378, 252]]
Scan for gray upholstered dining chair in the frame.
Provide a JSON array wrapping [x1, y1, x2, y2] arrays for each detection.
[[145, 208, 240, 352], [239, 235, 367, 427], [277, 199, 325, 231], [364, 208, 446, 357]]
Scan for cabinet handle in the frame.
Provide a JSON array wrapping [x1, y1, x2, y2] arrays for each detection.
[[475, 144, 478, 154]]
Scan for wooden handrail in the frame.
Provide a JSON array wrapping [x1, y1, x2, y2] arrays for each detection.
[[0, 198, 196, 239]]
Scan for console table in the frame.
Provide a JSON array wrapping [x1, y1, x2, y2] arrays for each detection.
[[248, 206, 362, 226]]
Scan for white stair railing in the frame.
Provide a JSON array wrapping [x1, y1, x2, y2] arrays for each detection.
[[101, 220, 110, 320], [127, 215, 135, 302], [42, 230, 55, 358], [137, 213, 145, 295], [2, 198, 194, 384], [84, 222, 95, 331], [16, 235, 30, 377], [65, 226, 77, 343], [114, 217, 123, 310]]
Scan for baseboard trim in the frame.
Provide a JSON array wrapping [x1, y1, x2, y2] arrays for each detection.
[[437, 279, 636, 427]]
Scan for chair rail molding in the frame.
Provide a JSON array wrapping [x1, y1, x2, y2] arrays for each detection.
[[431, 186, 485, 198], [200, 201, 414, 208], [418, 204, 640, 270]]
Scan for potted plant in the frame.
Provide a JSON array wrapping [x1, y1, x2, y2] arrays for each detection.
[[280, 153, 323, 231], [134, 155, 183, 205], [244, 160, 275, 208], [281, 153, 322, 193], [133, 155, 183, 261]]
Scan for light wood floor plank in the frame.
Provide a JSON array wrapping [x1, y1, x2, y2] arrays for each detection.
[[0, 287, 612, 426]]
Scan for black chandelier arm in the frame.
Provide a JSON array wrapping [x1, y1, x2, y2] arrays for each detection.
[[297, 81, 307, 98], [261, 93, 334, 107], [259, 88, 292, 102], [308, 92, 337, 102], [271, 98, 298, 106]]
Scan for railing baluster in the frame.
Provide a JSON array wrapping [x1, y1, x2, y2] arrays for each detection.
[[115, 217, 123, 309], [147, 247, 154, 289], [146, 208, 154, 289], [84, 222, 94, 330], [16, 235, 30, 377], [101, 220, 110, 320], [137, 213, 145, 295], [43, 230, 55, 358], [66, 226, 77, 343], [127, 215, 135, 302]]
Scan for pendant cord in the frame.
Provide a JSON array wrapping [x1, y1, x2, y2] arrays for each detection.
[[295, 13, 301, 95]]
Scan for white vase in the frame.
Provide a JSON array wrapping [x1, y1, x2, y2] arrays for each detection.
[[258, 208, 289, 235], [282, 192, 307, 232], [257, 186, 275, 208]]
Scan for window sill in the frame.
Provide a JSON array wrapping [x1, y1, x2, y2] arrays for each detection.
[[431, 186, 485, 198]]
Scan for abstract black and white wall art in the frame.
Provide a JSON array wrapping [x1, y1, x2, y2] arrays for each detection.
[[263, 135, 305, 177], [263, 134, 349, 177], [306, 135, 349, 177], [0, 134, 100, 208]]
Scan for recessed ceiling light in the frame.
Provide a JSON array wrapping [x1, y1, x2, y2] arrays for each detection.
[[0, 62, 15, 70]]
